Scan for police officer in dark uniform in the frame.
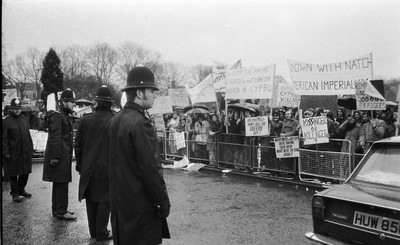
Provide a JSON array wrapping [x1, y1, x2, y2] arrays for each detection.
[[108, 66, 171, 245], [42, 89, 77, 220], [2, 98, 34, 202], [74, 85, 114, 242]]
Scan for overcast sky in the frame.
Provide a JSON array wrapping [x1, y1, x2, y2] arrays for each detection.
[[2, 0, 400, 81]]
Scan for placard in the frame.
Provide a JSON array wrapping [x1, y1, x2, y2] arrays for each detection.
[[274, 136, 300, 158], [355, 80, 385, 110], [29, 130, 48, 151], [245, 116, 269, 136], [276, 83, 301, 108], [300, 116, 329, 145], [225, 65, 276, 99], [148, 96, 173, 115], [175, 132, 186, 150], [168, 88, 189, 107]]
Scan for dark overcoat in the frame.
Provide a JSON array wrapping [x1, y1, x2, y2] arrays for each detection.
[[42, 109, 73, 182], [107, 101, 170, 245], [74, 110, 113, 202], [2, 115, 33, 176]]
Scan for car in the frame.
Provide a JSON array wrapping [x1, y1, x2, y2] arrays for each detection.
[[305, 136, 400, 245]]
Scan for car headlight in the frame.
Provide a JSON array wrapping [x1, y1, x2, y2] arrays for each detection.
[[312, 196, 324, 220]]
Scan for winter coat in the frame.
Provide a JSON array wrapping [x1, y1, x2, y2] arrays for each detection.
[[42, 109, 74, 183], [2, 114, 33, 176], [359, 119, 386, 153], [281, 118, 299, 136], [74, 110, 113, 202], [207, 120, 222, 151], [338, 120, 360, 154], [107, 101, 170, 245]]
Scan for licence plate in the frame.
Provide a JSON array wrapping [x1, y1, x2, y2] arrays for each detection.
[[353, 211, 400, 236]]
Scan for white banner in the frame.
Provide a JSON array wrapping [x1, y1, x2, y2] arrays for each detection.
[[168, 88, 189, 107], [300, 116, 329, 145], [175, 132, 186, 150], [355, 80, 386, 110], [213, 59, 242, 91], [225, 65, 276, 99], [274, 136, 300, 158], [276, 83, 301, 108], [148, 96, 173, 115], [289, 53, 373, 95], [187, 75, 217, 104], [245, 116, 269, 136]]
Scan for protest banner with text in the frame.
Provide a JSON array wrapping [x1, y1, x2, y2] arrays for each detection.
[[168, 88, 189, 107], [276, 83, 301, 108], [225, 65, 276, 99], [148, 96, 173, 115], [187, 74, 217, 104], [288, 53, 373, 95], [245, 116, 269, 136], [355, 80, 386, 110], [301, 116, 329, 145], [274, 136, 300, 158], [175, 132, 186, 150]]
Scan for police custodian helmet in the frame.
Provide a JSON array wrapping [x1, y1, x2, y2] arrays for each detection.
[[95, 85, 114, 103], [9, 98, 22, 109], [59, 89, 75, 103], [122, 66, 159, 91]]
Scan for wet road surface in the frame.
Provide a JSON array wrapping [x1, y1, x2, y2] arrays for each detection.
[[2, 162, 317, 244]]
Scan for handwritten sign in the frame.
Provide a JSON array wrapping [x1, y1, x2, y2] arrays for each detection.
[[168, 88, 189, 107], [355, 80, 385, 110], [274, 136, 300, 158], [245, 116, 269, 136], [225, 65, 276, 99], [301, 116, 329, 145], [276, 83, 301, 108], [175, 132, 186, 150], [288, 53, 373, 95], [148, 96, 173, 115]]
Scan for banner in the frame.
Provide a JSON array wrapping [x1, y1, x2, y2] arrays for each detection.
[[355, 80, 385, 110], [213, 59, 242, 91], [175, 132, 186, 150], [187, 75, 217, 104], [288, 53, 373, 95], [300, 116, 329, 145], [148, 96, 173, 115], [168, 88, 189, 107], [274, 136, 300, 158], [276, 83, 301, 108], [225, 65, 276, 99], [245, 116, 269, 136]]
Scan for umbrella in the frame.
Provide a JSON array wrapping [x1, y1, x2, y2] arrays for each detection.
[[337, 95, 356, 110], [183, 104, 209, 113], [21, 105, 38, 112], [186, 108, 210, 114], [75, 99, 94, 106], [228, 103, 258, 114]]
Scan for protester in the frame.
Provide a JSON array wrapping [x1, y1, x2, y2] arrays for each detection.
[[359, 111, 386, 153], [336, 108, 346, 126], [239, 110, 252, 171], [42, 89, 77, 220], [269, 111, 283, 137], [207, 114, 222, 167], [384, 111, 400, 137], [166, 112, 179, 155], [194, 114, 209, 162], [176, 116, 188, 157], [280, 110, 298, 137], [74, 86, 114, 242], [2, 98, 34, 202], [107, 66, 170, 244]]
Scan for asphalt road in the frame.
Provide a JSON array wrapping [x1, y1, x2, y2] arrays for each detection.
[[2, 161, 318, 245]]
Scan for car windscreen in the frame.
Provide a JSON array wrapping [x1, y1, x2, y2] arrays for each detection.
[[353, 145, 400, 187]]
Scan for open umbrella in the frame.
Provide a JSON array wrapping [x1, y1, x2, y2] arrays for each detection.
[[186, 108, 210, 114], [183, 104, 209, 113], [75, 99, 94, 106], [228, 103, 258, 114], [337, 95, 356, 110]]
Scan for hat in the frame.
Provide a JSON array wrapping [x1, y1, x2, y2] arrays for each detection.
[[95, 85, 114, 102], [272, 111, 279, 116], [9, 98, 22, 109], [60, 89, 75, 103], [122, 66, 159, 91]]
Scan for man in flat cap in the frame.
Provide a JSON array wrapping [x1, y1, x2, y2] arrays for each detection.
[[42, 89, 77, 220], [2, 98, 34, 202], [74, 85, 114, 242], [107, 66, 171, 244]]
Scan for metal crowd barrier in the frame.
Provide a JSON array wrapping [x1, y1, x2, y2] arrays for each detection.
[[157, 131, 374, 184]]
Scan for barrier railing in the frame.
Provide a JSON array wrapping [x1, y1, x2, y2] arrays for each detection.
[[157, 131, 376, 184]]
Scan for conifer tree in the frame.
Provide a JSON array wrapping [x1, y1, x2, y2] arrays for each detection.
[[40, 48, 64, 98]]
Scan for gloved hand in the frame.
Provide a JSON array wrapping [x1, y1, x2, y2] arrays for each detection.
[[50, 159, 60, 167], [156, 202, 171, 219], [75, 164, 81, 173]]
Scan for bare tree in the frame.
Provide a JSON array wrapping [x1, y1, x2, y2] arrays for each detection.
[[116, 41, 162, 88], [158, 61, 188, 89], [190, 64, 212, 85], [85, 42, 118, 86], [25, 47, 45, 102], [3, 56, 30, 99], [60, 44, 88, 79]]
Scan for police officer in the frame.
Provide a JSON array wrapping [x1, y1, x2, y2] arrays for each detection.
[[2, 98, 34, 202], [42, 89, 77, 220], [108, 66, 171, 244], [74, 86, 114, 242]]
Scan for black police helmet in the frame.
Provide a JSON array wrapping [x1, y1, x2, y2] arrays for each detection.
[[95, 85, 114, 102], [122, 66, 159, 91]]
